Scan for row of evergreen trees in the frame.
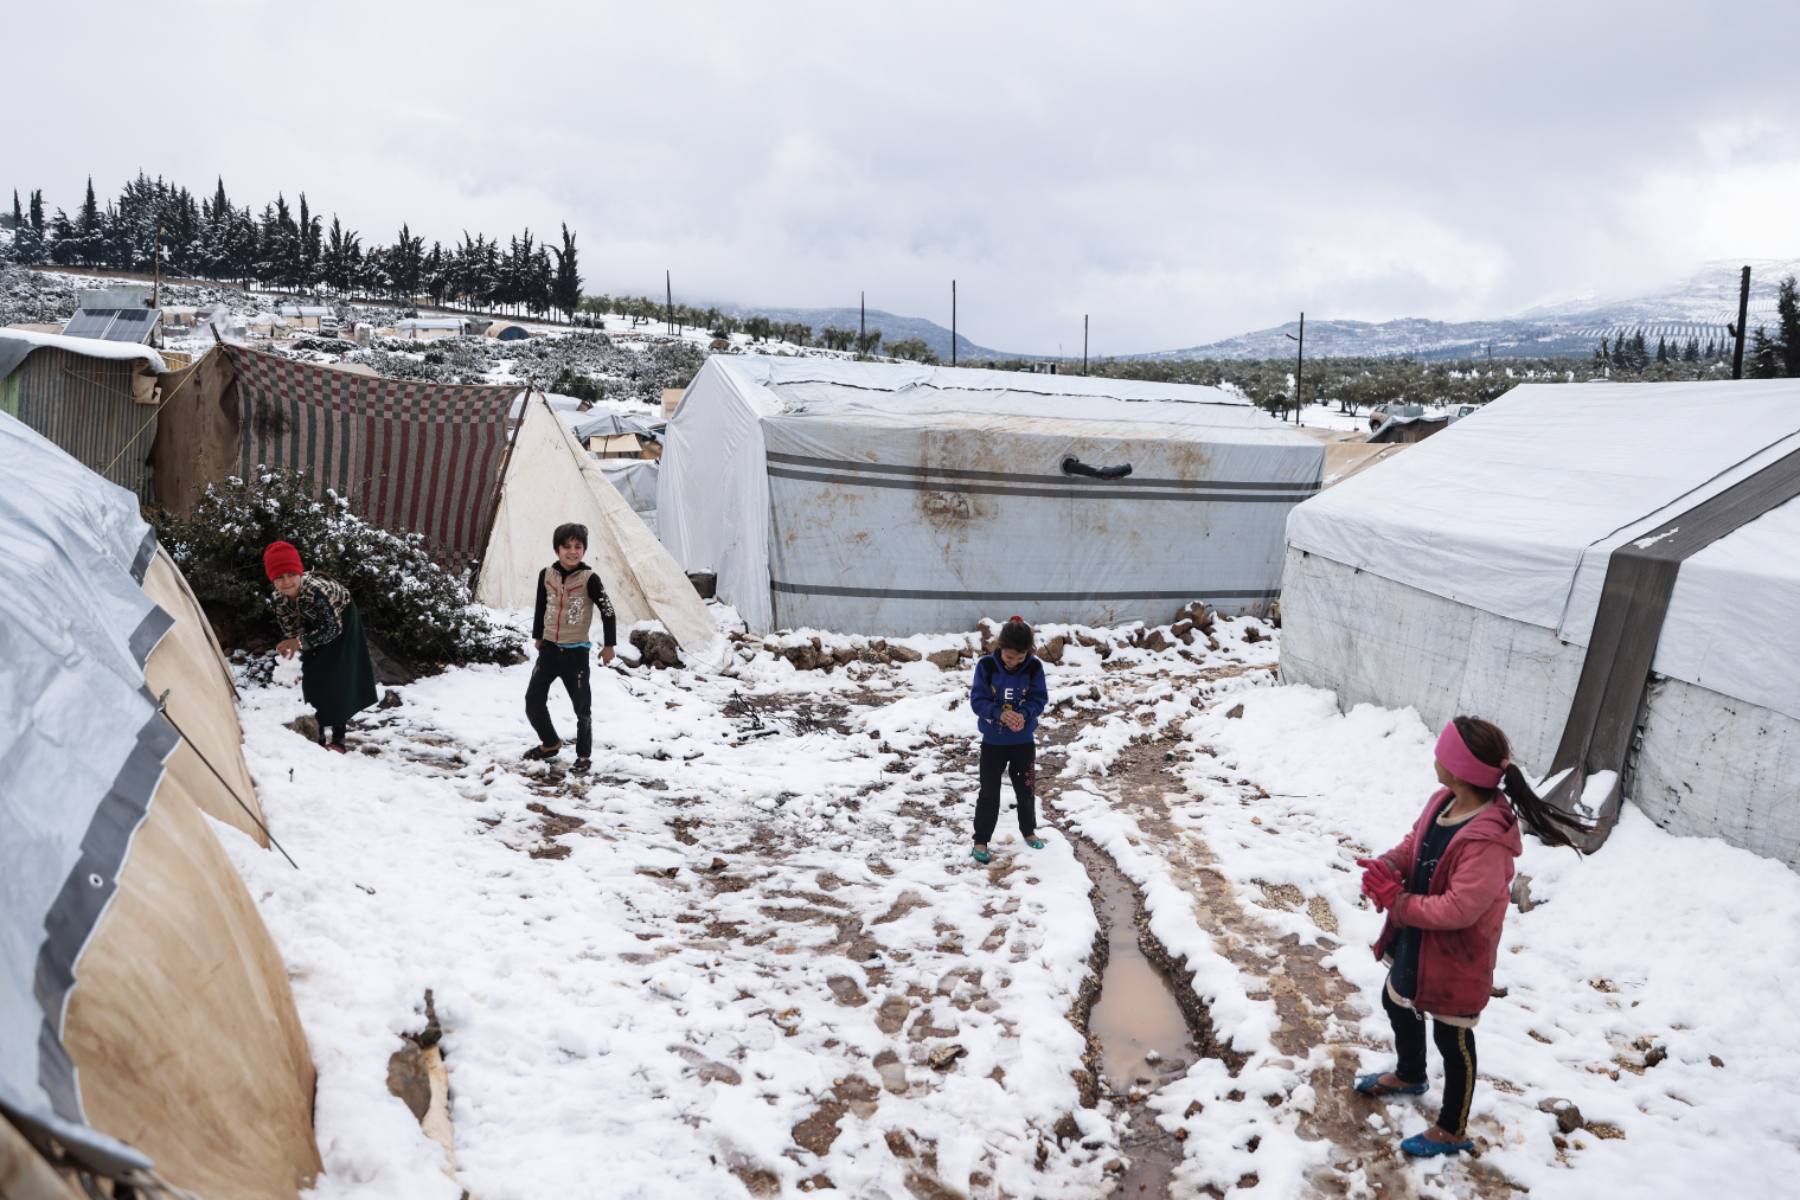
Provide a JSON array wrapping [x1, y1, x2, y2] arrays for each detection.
[[1, 174, 583, 321]]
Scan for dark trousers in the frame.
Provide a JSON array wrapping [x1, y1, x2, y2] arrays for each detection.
[[974, 742, 1036, 843], [317, 722, 347, 747], [525, 644, 592, 758], [1384, 985, 1478, 1136]]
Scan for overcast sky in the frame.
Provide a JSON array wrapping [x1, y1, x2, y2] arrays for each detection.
[[8, 1, 1798, 352]]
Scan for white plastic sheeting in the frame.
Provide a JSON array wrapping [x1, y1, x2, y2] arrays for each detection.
[[476, 395, 718, 657], [1285, 379, 1800, 723], [660, 357, 1323, 635], [0, 413, 165, 1174]]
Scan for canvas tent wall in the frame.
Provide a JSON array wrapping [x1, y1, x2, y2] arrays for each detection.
[[0, 331, 167, 501], [228, 345, 520, 566], [148, 344, 245, 517], [476, 393, 718, 655], [0, 412, 320, 1197], [660, 357, 1323, 635], [1280, 379, 1800, 869]]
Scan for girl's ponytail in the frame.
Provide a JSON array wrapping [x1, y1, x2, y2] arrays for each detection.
[[1453, 717, 1586, 852], [1499, 759, 1585, 852]]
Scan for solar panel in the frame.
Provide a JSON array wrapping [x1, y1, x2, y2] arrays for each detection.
[[103, 310, 154, 342], [62, 309, 121, 339]]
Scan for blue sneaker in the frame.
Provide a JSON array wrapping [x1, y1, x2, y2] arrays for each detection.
[[971, 846, 993, 864], [1400, 1131, 1474, 1157], [1354, 1072, 1428, 1097]]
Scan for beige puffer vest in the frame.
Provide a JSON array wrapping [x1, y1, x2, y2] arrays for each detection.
[[543, 565, 596, 644]]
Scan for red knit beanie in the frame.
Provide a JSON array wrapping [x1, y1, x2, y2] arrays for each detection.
[[263, 541, 304, 581]]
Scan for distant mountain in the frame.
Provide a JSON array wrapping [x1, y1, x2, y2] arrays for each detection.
[[1131, 259, 1799, 362], [717, 303, 1001, 363]]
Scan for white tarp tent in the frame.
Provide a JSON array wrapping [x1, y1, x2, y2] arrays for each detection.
[[659, 357, 1323, 635], [476, 394, 718, 657], [1281, 379, 1800, 868]]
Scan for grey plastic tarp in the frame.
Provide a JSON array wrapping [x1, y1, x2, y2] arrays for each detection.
[[0, 412, 168, 1175], [660, 357, 1324, 635]]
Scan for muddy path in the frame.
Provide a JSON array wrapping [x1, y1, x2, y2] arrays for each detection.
[[1080, 728, 1525, 1199]]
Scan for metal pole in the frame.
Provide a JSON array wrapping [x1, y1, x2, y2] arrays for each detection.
[[1732, 265, 1751, 380], [1294, 311, 1305, 422], [1083, 314, 1088, 375], [860, 291, 865, 347], [951, 280, 956, 367]]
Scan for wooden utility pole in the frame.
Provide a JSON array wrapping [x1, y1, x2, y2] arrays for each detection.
[[152, 222, 163, 308], [951, 280, 957, 367], [665, 270, 674, 335], [1083, 315, 1089, 375], [860, 291, 866, 346], [1285, 312, 1305, 423], [1731, 265, 1751, 380]]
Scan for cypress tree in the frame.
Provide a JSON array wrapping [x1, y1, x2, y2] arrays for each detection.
[[1776, 275, 1800, 378], [1748, 328, 1781, 378]]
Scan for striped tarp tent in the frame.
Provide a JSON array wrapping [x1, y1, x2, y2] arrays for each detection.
[[228, 347, 521, 565]]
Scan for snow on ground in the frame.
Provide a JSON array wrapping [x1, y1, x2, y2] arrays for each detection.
[[221, 610, 1800, 1199], [1294, 403, 1375, 432]]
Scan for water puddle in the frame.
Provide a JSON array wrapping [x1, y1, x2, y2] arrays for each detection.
[[1075, 840, 1197, 1197]]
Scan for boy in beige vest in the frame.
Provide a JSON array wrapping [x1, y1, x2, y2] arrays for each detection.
[[524, 522, 618, 773]]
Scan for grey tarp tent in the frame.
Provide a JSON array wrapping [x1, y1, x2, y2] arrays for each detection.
[[658, 357, 1323, 634]]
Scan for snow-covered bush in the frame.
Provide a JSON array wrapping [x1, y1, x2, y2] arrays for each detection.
[[155, 470, 523, 671]]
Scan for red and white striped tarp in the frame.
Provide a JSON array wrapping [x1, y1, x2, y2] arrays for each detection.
[[229, 347, 520, 565]]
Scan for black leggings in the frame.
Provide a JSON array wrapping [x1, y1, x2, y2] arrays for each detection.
[[1384, 985, 1478, 1136], [317, 721, 347, 747], [974, 743, 1036, 843]]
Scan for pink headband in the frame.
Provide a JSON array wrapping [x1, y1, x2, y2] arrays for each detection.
[[1436, 721, 1507, 789]]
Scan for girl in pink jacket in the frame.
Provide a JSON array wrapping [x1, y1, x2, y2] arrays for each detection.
[[1353, 716, 1583, 1157]]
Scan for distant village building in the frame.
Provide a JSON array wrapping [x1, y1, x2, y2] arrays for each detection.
[[276, 304, 333, 331], [394, 317, 479, 342]]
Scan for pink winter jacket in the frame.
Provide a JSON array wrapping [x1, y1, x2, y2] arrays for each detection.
[[1370, 789, 1522, 1018]]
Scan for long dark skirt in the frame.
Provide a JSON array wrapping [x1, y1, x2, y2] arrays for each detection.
[[301, 601, 379, 727]]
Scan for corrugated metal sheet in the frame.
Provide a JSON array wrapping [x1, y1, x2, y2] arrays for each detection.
[[9, 347, 157, 502]]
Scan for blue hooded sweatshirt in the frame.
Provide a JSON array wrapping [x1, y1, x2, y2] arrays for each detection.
[[970, 652, 1048, 746]]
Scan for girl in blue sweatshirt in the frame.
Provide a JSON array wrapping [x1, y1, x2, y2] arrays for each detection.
[[968, 616, 1050, 863]]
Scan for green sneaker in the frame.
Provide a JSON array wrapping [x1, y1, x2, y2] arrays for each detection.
[[971, 846, 993, 864], [1026, 836, 1046, 850]]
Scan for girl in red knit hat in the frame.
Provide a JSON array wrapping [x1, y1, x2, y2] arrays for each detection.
[[265, 540, 378, 753], [1353, 716, 1583, 1157]]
